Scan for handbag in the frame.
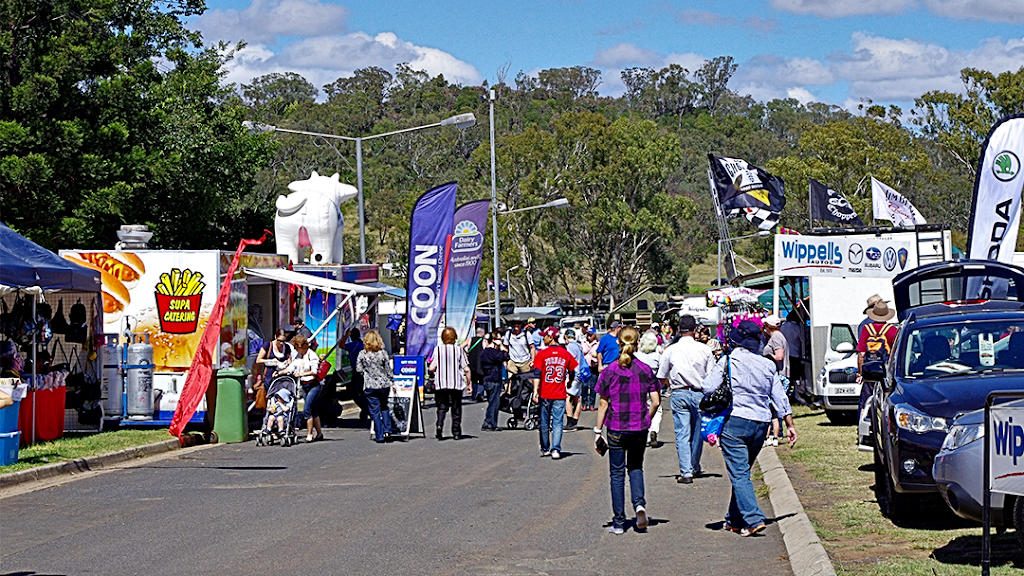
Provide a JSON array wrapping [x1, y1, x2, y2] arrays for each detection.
[[50, 299, 68, 334], [700, 354, 733, 415]]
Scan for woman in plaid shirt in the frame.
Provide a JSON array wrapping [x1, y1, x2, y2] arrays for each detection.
[[594, 326, 662, 534]]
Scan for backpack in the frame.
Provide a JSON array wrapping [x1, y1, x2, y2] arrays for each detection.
[[863, 324, 893, 364]]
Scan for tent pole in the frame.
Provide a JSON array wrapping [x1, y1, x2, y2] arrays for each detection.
[[31, 293, 36, 444]]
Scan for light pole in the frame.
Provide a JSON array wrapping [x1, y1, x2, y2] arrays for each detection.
[[244, 112, 477, 264], [717, 230, 770, 286], [489, 88, 500, 331], [505, 265, 520, 303]]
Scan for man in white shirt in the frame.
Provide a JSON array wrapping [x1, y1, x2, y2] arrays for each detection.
[[657, 315, 716, 484], [504, 320, 535, 376]]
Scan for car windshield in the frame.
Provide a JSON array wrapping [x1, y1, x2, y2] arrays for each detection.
[[903, 319, 1024, 378]]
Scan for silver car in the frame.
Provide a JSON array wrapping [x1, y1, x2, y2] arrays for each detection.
[[933, 405, 1022, 531]]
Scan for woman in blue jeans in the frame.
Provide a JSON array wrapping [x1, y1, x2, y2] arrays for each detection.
[[593, 326, 661, 534], [702, 320, 797, 536], [356, 331, 395, 443]]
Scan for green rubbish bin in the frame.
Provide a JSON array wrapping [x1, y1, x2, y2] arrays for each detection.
[[214, 368, 249, 443]]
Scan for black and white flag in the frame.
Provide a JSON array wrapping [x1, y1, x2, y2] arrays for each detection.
[[809, 178, 864, 227], [708, 154, 786, 231]]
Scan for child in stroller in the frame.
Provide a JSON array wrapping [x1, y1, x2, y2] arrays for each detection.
[[499, 371, 540, 430], [257, 375, 298, 446]]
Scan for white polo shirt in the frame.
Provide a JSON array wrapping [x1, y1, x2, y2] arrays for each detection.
[[657, 335, 716, 391]]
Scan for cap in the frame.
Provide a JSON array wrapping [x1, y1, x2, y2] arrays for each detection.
[[565, 329, 577, 340], [587, 327, 597, 334], [527, 317, 536, 323], [541, 326, 560, 340], [651, 322, 660, 328], [763, 314, 781, 327], [610, 321, 622, 329], [678, 315, 697, 332]]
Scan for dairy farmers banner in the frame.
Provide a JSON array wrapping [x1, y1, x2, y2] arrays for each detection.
[[405, 182, 458, 358], [774, 235, 912, 278], [445, 199, 490, 343]]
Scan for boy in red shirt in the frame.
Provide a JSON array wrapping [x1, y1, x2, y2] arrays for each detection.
[[532, 327, 578, 459]]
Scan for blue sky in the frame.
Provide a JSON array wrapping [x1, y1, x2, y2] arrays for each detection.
[[191, 0, 1024, 111]]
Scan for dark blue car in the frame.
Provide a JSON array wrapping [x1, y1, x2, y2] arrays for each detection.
[[868, 260, 1024, 520]]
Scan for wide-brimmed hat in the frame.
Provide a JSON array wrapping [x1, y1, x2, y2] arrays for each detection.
[[866, 301, 895, 322], [730, 320, 762, 351], [863, 294, 888, 314]]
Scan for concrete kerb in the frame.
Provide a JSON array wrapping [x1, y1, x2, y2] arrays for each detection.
[[0, 437, 182, 490], [758, 446, 837, 576]]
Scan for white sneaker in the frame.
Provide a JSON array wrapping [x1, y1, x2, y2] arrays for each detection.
[[608, 526, 624, 535], [541, 449, 551, 457], [635, 505, 649, 530], [550, 450, 561, 460], [770, 436, 779, 447]]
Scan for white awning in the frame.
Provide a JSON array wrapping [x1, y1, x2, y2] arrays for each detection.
[[242, 268, 385, 296]]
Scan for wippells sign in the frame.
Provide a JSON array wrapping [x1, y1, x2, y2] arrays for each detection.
[[989, 406, 1024, 497], [774, 235, 912, 278]]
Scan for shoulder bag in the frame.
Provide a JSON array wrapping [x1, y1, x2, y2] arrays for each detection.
[[700, 354, 733, 415]]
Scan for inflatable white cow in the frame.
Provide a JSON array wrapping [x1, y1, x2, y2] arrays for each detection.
[[274, 171, 358, 265]]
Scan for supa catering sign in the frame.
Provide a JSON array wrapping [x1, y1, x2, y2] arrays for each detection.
[[774, 235, 912, 279]]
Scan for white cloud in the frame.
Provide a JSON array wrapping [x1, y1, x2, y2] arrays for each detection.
[[194, 0, 348, 44], [592, 43, 663, 68], [787, 87, 818, 103], [732, 55, 835, 103], [923, 0, 1024, 21], [676, 9, 735, 26], [768, 0, 915, 17], [220, 31, 482, 95]]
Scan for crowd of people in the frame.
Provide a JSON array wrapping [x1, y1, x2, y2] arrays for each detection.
[[252, 311, 813, 537]]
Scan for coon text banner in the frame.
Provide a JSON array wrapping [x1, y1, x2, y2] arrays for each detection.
[[405, 182, 458, 358], [445, 199, 491, 343]]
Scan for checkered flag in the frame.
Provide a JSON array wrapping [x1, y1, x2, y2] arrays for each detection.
[[729, 206, 780, 231]]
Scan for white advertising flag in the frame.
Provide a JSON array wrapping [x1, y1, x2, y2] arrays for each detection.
[[967, 115, 1024, 263], [871, 177, 927, 227]]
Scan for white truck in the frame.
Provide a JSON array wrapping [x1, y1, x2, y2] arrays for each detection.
[[773, 227, 952, 423]]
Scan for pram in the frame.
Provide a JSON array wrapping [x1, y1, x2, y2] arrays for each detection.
[[499, 371, 540, 430], [256, 374, 298, 447]]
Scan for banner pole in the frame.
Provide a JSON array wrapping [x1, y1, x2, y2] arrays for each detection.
[[808, 180, 813, 231]]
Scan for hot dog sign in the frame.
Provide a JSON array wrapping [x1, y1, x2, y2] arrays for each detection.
[[61, 250, 218, 370]]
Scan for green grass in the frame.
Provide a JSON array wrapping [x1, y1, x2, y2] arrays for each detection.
[[776, 406, 1024, 575], [0, 429, 172, 474]]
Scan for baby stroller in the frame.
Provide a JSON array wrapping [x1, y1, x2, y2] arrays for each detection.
[[499, 371, 540, 430], [256, 374, 298, 447]]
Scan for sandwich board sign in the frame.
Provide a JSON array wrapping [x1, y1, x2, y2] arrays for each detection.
[[369, 375, 424, 438]]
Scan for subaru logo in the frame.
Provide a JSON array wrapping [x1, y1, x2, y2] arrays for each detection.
[[883, 247, 898, 271], [866, 247, 882, 261], [849, 243, 864, 265]]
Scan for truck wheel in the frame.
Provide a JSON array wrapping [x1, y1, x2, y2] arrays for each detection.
[[1014, 496, 1024, 550], [825, 410, 855, 425]]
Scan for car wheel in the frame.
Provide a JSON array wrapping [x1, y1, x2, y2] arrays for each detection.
[[876, 449, 914, 521], [1014, 496, 1024, 550]]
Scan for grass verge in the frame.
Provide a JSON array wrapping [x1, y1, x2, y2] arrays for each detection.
[[0, 429, 172, 474], [775, 405, 1023, 575]]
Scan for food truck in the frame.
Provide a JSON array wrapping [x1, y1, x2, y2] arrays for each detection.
[[60, 249, 291, 425]]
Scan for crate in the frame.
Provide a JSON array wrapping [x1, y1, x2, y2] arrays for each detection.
[[0, 401, 19, 433]]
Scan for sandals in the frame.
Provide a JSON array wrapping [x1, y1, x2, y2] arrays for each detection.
[[740, 524, 766, 537]]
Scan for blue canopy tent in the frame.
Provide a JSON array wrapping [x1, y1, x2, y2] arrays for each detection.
[[0, 222, 101, 293], [0, 222, 101, 444]]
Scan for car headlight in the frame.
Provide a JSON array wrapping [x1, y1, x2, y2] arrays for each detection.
[[940, 422, 985, 452], [894, 403, 948, 434]]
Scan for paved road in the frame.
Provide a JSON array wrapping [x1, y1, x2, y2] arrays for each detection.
[[1, 401, 792, 576]]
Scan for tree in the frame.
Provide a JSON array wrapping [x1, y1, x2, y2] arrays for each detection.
[[695, 56, 737, 116], [0, 0, 275, 249], [242, 72, 318, 120]]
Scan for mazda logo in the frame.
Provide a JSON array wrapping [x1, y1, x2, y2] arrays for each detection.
[[849, 243, 864, 265]]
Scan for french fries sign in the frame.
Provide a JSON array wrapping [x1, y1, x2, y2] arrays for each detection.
[[155, 268, 205, 333]]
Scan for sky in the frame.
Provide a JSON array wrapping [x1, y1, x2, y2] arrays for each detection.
[[189, 0, 1024, 111]]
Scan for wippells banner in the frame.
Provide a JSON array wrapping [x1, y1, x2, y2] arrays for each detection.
[[405, 182, 458, 358], [445, 199, 490, 343], [967, 114, 1024, 299], [989, 405, 1024, 497], [775, 234, 912, 278]]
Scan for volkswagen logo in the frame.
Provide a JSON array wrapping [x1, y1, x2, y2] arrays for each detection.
[[866, 247, 882, 261], [849, 243, 864, 265], [883, 247, 898, 271]]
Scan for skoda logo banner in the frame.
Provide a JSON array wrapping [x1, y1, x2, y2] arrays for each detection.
[[993, 151, 1020, 183]]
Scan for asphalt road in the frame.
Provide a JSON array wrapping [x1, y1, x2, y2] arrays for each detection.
[[1, 401, 792, 576]]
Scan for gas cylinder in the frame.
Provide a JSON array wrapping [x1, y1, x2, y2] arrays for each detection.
[[100, 335, 123, 419], [125, 333, 155, 419]]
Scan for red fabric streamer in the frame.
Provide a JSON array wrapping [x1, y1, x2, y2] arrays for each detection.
[[169, 231, 271, 439]]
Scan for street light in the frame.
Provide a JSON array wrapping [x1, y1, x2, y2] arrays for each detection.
[[505, 265, 520, 301], [717, 230, 770, 286], [244, 112, 477, 264], [490, 197, 570, 329]]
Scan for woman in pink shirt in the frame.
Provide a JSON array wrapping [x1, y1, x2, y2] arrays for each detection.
[[580, 329, 600, 411]]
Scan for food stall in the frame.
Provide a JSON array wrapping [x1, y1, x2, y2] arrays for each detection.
[[0, 222, 102, 448], [58, 249, 290, 426]]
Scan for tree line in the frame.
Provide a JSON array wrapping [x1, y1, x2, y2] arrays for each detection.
[[2, 0, 1023, 308]]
